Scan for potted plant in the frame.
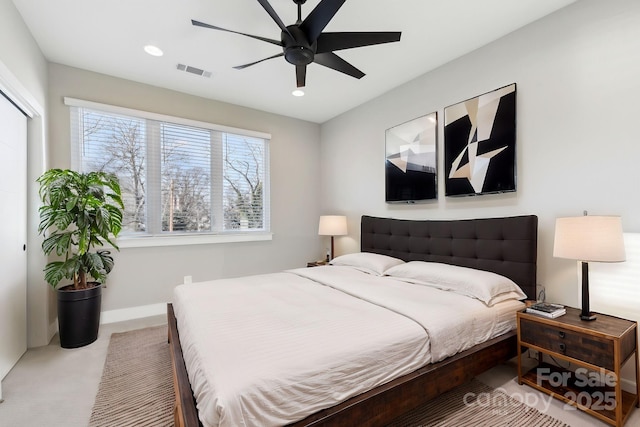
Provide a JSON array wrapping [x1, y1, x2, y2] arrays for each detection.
[[37, 169, 124, 348]]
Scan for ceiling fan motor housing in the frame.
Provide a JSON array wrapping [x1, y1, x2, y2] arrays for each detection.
[[282, 25, 315, 65]]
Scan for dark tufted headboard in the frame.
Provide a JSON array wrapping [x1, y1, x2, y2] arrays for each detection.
[[361, 215, 538, 300]]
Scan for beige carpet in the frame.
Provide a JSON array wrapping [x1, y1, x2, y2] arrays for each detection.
[[89, 326, 569, 427], [88, 325, 174, 427]]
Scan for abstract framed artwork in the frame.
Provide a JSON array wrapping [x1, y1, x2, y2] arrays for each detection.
[[385, 112, 437, 203], [444, 83, 516, 197]]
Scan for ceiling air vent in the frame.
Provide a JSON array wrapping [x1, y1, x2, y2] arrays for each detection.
[[176, 63, 212, 78]]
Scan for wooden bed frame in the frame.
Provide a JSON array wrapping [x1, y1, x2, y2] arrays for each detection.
[[168, 214, 538, 427]]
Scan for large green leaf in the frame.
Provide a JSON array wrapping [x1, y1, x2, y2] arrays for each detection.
[[44, 261, 68, 288], [41, 231, 74, 257], [37, 169, 124, 289]]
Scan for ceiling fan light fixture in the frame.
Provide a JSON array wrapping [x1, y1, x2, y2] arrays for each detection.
[[191, 0, 401, 88], [144, 45, 164, 57], [285, 46, 314, 66], [292, 89, 305, 97]]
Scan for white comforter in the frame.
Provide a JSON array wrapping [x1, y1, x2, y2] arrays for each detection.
[[172, 266, 522, 427]]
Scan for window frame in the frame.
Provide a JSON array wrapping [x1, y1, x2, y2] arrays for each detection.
[[65, 97, 272, 248]]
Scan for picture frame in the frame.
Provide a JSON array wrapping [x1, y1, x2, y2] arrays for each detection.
[[444, 83, 516, 197], [385, 112, 437, 203]]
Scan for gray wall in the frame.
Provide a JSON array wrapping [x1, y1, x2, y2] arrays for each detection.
[[320, 0, 640, 308], [47, 64, 322, 316]]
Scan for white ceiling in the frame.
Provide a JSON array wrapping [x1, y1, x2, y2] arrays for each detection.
[[12, 0, 575, 123]]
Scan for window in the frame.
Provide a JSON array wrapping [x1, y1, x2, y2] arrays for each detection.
[[589, 233, 640, 323], [66, 98, 270, 246]]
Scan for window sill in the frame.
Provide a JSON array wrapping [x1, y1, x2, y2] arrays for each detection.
[[115, 232, 273, 249]]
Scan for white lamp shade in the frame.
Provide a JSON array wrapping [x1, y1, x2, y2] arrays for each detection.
[[553, 216, 626, 262], [318, 215, 347, 236]]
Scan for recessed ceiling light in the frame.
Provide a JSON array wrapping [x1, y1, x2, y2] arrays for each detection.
[[144, 45, 164, 57], [292, 89, 305, 97]]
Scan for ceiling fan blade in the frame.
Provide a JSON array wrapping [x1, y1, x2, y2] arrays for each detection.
[[256, 0, 294, 39], [313, 52, 364, 79], [233, 52, 285, 70], [191, 19, 281, 46], [296, 65, 307, 88], [316, 32, 402, 53], [300, 0, 346, 43]]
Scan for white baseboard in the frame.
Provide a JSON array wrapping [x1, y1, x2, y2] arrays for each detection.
[[48, 320, 58, 343], [100, 302, 167, 325], [622, 377, 637, 394]]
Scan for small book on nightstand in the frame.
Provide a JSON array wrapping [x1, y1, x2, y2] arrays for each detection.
[[525, 302, 566, 318]]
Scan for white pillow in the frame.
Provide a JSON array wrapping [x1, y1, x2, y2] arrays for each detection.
[[384, 261, 526, 306], [330, 252, 405, 276]]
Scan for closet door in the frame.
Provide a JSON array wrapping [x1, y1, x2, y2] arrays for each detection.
[[0, 92, 27, 390]]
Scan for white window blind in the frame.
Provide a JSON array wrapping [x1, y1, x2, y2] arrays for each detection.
[[66, 98, 270, 242], [589, 233, 640, 322]]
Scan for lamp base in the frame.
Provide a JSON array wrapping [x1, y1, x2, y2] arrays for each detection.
[[579, 262, 596, 321], [580, 312, 597, 321]]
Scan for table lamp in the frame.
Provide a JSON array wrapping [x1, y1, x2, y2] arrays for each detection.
[[553, 213, 625, 321], [318, 215, 347, 261]]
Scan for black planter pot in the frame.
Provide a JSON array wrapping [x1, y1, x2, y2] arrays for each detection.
[[57, 283, 102, 348]]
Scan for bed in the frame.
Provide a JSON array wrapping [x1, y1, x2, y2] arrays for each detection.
[[168, 214, 538, 427]]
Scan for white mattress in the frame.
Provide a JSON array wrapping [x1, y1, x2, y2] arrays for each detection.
[[172, 266, 524, 427]]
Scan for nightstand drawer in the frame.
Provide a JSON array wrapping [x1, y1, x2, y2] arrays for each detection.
[[520, 318, 614, 370]]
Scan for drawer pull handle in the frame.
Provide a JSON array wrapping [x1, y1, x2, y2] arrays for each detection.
[[559, 331, 565, 339], [559, 343, 566, 353]]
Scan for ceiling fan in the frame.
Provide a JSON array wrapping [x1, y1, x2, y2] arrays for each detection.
[[192, 0, 401, 88]]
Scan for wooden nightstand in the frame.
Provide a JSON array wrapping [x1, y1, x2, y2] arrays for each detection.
[[517, 307, 640, 427]]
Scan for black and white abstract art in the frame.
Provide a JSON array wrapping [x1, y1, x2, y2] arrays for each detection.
[[385, 112, 437, 202], [444, 84, 516, 197]]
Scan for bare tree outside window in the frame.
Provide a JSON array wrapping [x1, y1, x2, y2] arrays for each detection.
[[160, 123, 211, 232], [81, 112, 146, 233], [223, 135, 264, 230], [73, 106, 269, 236]]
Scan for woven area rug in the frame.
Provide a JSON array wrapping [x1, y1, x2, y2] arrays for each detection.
[[89, 325, 569, 427], [387, 378, 569, 427], [88, 325, 174, 427]]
